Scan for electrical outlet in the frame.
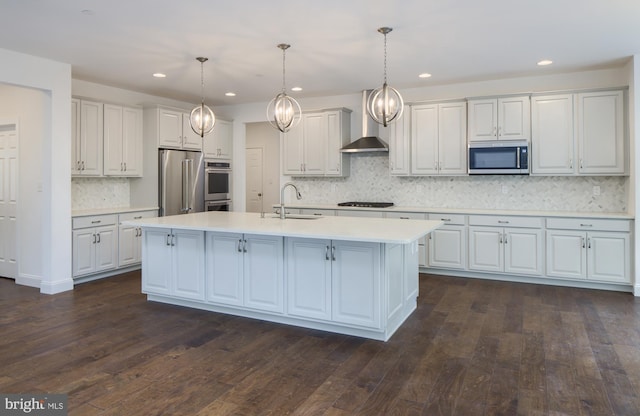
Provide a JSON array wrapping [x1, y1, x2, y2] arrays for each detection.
[[331, 184, 337, 193], [416, 184, 424, 193], [501, 185, 508, 194], [593, 185, 601, 196]]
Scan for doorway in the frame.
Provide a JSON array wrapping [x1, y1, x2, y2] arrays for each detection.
[[0, 123, 18, 279], [245, 122, 280, 214]]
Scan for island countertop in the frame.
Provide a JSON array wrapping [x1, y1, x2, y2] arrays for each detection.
[[127, 211, 442, 244]]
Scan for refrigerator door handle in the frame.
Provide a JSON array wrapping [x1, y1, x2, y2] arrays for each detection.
[[181, 159, 192, 213]]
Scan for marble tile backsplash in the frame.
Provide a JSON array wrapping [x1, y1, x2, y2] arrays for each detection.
[[72, 177, 130, 210], [291, 154, 628, 212]]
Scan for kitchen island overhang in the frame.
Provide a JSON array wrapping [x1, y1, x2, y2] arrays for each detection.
[[127, 212, 442, 341]]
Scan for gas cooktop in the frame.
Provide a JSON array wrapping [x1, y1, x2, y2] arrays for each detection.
[[337, 202, 394, 208]]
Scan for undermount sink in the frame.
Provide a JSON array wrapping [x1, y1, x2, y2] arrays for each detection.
[[268, 214, 321, 220]]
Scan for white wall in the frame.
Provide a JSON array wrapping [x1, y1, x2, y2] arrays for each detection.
[[0, 48, 72, 294], [629, 55, 640, 294]]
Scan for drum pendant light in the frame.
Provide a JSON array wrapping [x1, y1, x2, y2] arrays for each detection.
[[366, 27, 404, 127], [189, 57, 216, 137], [266, 43, 301, 133]]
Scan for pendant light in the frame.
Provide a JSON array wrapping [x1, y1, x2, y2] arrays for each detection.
[[189, 57, 216, 137], [366, 27, 404, 127], [266, 43, 301, 133]]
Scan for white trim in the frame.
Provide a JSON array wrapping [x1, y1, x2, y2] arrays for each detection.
[[40, 278, 74, 295], [15, 273, 40, 288]]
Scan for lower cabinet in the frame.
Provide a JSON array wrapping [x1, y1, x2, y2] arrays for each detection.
[[72, 214, 118, 278], [286, 238, 381, 328], [118, 210, 157, 267], [386, 212, 428, 267], [142, 227, 205, 300], [546, 218, 631, 283], [206, 232, 284, 313], [427, 213, 467, 270]]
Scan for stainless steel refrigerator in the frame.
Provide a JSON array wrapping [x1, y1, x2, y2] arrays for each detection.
[[158, 149, 204, 216]]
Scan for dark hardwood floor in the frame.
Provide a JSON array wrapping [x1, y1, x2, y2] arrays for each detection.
[[1, 272, 639, 415]]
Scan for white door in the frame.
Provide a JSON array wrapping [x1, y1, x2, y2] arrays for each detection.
[[387, 112, 409, 175], [438, 102, 467, 175], [587, 232, 630, 283], [122, 107, 143, 176], [428, 226, 466, 270], [531, 94, 575, 174], [245, 148, 263, 213], [468, 226, 503, 272], [0, 125, 18, 278], [95, 226, 118, 272], [103, 104, 124, 176], [504, 228, 543, 276], [182, 112, 203, 150], [172, 229, 205, 300], [79, 100, 103, 175], [286, 238, 332, 320], [244, 234, 284, 313], [282, 125, 304, 175], [72, 228, 96, 277], [467, 99, 498, 141], [546, 230, 586, 279], [410, 104, 439, 175], [158, 108, 183, 148], [118, 225, 138, 267], [206, 232, 244, 306], [498, 96, 530, 141], [142, 228, 172, 295], [302, 113, 326, 174]]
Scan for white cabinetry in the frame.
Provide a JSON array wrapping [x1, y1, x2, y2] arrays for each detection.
[[118, 210, 156, 267], [427, 213, 467, 270], [282, 108, 351, 177], [142, 228, 205, 300], [531, 90, 626, 175], [151, 106, 203, 150], [386, 212, 428, 267], [297, 208, 336, 217], [206, 232, 284, 313], [385, 112, 410, 175], [468, 96, 530, 142], [104, 104, 143, 176], [286, 238, 381, 328], [72, 214, 118, 278], [468, 215, 543, 276], [546, 218, 630, 283], [72, 99, 103, 176], [411, 101, 467, 175], [336, 210, 383, 218], [204, 119, 232, 159]]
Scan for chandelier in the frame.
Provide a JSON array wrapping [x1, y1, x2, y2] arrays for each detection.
[[189, 57, 216, 137], [266, 43, 301, 133]]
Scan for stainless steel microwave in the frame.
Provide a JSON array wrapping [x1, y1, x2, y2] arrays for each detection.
[[468, 140, 529, 175]]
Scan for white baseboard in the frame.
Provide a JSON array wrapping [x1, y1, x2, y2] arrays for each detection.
[[634, 284, 640, 297], [40, 277, 74, 294], [15, 273, 41, 288]]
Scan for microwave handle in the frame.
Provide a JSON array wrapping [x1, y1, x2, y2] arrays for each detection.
[[516, 147, 521, 169]]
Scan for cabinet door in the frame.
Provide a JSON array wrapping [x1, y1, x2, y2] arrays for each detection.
[[428, 225, 467, 270], [71, 99, 81, 174], [504, 228, 543, 276], [205, 119, 232, 159], [498, 96, 530, 141], [282, 126, 304, 175], [72, 228, 96, 277], [142, 228, 172, 295], [546, 230, 586, 279], [467, 99, 498, 141], [122, 107, 143, 176], [95, 225, 118, 272], [386, 112, 409, 175], [158, 108, 183, 148], [325, 111, 343, 175], [182, 112, 203, 150], [331, 241, 381, 328], [286, 238, 332, 320], [302, 113, 326, 174], [79, 100, 103, 175], [243, 234, 284, 313], [577, 91, 625, 174], [386, 212, 427, 267], [172, 229, 205, 301], [410, 104, 439, 174], [206, 232, 244, 306], [118, 224, 138, 267], [438, 102, 467, 175], [587, 232, 630, 283], [531, 94, 575, 174], [468, 226, 503, 272], [103, 104, 124, 176]]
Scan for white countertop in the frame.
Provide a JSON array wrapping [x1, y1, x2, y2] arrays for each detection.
[[72, 207, 158, 217], [126, 211, 442, 244], [282, 203, 634, 220]]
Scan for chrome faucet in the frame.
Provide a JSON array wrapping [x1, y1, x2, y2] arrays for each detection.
[[279, 182, 302, 219]]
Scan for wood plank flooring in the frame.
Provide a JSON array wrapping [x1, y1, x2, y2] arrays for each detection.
[[1, 272, 639, 415]]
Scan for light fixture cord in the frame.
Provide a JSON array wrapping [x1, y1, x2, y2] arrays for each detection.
[[200, 61, 205, 105], [282, 47, 287, 93], [383, 32, 388, 84]]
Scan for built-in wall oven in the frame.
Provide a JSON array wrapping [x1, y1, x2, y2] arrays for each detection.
[[204, 161, 232, 208]]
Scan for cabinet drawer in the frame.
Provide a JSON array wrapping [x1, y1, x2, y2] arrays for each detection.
[[428, 213, 465, 225], [73, 214, 118, 229], [546, 218, 631, 232], [298, 208, 336, 217], [336, 210, 384, 218], [469, 215, 542, 228], [385, 212, 426, 220], [119, 210, 157, 223]]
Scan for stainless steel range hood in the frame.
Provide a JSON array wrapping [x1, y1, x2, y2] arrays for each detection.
[[340, 90, 389, 153]]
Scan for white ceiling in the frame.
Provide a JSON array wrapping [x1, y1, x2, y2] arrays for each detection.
[[2, 0, 640, 106]]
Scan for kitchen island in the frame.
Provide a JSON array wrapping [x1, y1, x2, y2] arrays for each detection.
[[128, 211, 442, 341]]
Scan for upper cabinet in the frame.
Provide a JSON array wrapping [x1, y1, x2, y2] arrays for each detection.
[[411, 101, 467, 176], [468, 96, 530, 142], [204, 119, 233, 160], [282, 108, 351, 177], [72, 99, 103, 176], [154, 106, 203, 151], [103, 104, 143, 177], [385, 112, 410, 175], [531, 90, 626, 176]]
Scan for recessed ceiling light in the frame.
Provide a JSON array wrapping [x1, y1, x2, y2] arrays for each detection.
[[418, 73, 432, 79], [80, 9, 94, 16], [153, 73, 166, 78], [225, 92, 236, 97], [291, 87, 302, 92], [537, 60, 553, 66]]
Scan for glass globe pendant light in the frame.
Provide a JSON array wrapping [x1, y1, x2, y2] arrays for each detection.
[[366, 27, 404, 127], [189, 57, 216, 137], [266, 44, 301, 133]]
